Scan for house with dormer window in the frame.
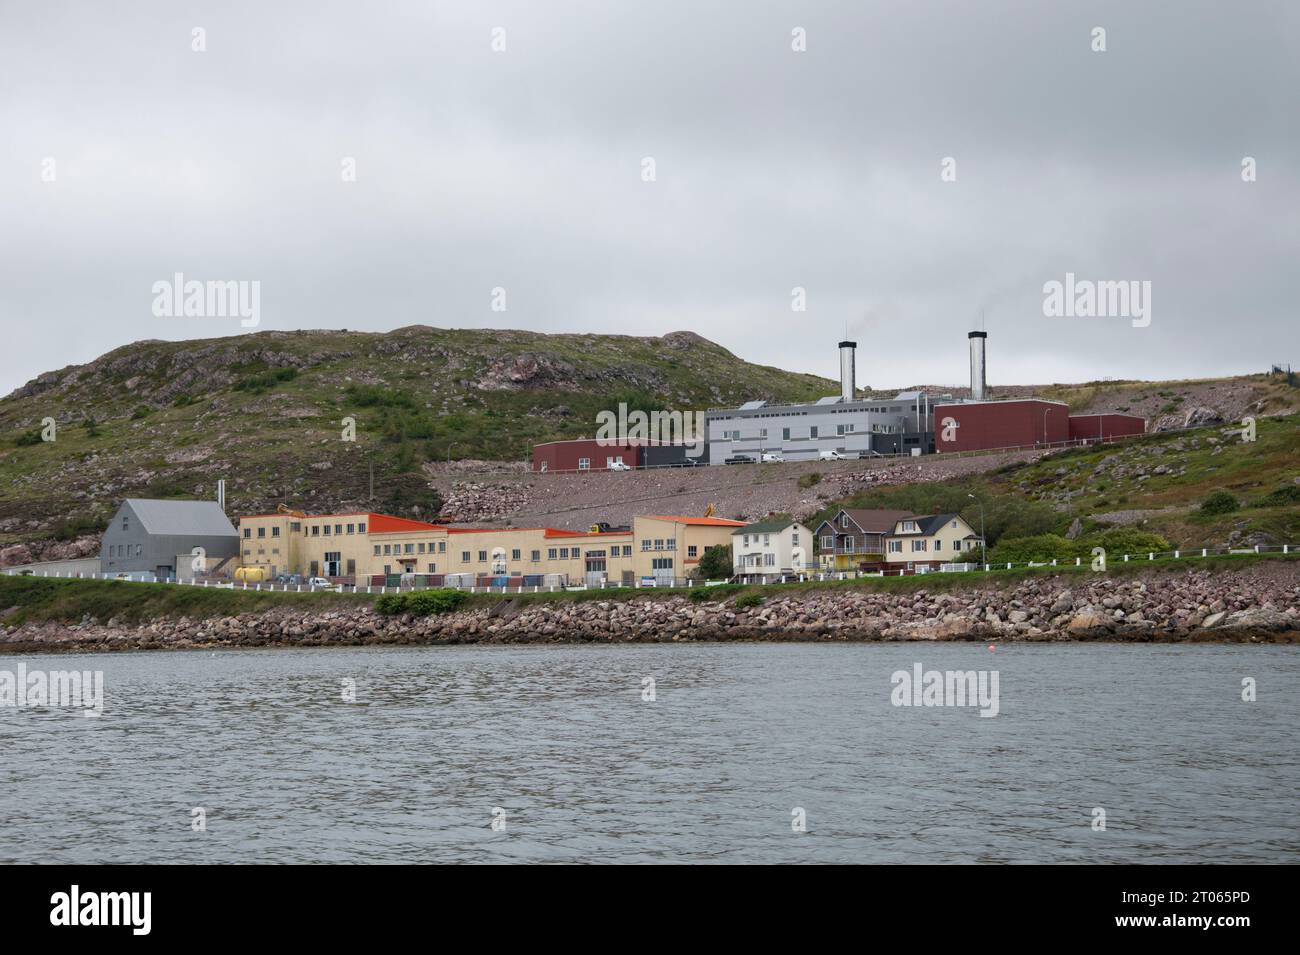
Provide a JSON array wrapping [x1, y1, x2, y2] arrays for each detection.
[[884, 513, 982, 572], [813, 508, 915, 572]]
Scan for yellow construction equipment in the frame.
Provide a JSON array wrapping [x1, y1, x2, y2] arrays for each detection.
[[703, 503, 715, 518]]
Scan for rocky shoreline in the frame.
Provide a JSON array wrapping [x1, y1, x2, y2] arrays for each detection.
[[3, 564, 1298, 653]]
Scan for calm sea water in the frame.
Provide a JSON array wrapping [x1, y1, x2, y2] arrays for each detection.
[[1, 643, 1296, 864]]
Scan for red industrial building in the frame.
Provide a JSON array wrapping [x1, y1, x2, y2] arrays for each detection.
[[935, 400, 1146, 453], [933, 399, 1070, 452], [532, 438, 645, 472], [1067, 413, 1147, 443]]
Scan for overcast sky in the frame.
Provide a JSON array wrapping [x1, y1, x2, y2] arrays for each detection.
[[2, 0, 1296, 397]]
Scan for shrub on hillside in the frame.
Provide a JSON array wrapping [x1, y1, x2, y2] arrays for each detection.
[[733, 590, 764, 610], [798, 471, 822, 489], [986, 534, 1076, 564], [691, 583, 741, 601], [1085, 528, 1172, 557], [1200, 490, 1240, 515], [1253, 485, 1300, 508]]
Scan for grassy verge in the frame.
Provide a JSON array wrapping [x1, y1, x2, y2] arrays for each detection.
[[0, 576, 371, 627], [4, 552, 1298, 626]]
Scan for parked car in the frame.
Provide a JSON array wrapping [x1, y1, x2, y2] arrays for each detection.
[[307, 577, 333, 588], [856, 449, 883, 459], [607, 461, 633, 471], [818, 450, 847, 461], [759, 452, 784, 463], [725, 455, 756, 465]]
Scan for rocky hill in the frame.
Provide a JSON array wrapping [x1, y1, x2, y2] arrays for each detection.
[[0, 327, 831, 551]]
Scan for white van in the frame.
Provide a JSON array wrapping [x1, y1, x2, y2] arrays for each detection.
[[760, 452, 784, 463], [818, 449, 846, 461]]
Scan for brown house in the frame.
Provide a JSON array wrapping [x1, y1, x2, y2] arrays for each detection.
[[813, 508, 914, 572]]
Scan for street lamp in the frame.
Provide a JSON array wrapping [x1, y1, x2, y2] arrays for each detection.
[[967, 493, 986, 568]]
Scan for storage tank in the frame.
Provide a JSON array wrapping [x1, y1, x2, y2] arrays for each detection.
[[234, 566, 266, 583]]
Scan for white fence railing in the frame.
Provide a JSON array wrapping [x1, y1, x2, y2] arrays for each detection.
[[5, 543, 1296, 596]]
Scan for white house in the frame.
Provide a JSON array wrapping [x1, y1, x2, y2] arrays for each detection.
[[731, 518, 812, 583], [884, 513, 981, 572]]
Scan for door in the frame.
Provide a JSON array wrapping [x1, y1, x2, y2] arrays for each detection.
[[651, 556, 674, 585], [585, 557, 607, 586]]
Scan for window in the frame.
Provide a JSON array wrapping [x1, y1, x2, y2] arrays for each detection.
[[122, 516, 129, 530], [461, 551, 470, 562], [654, 539, 665, 550], [559, 548, 569, 559], [912, 539, 928, 552], [334, 524, 343, 535], [478, 551, 487, 562], [290, 522, 301, 532], [764, 553, 775, 566], [531, 550, 540, 562], [512, 549, 521, 560], [821, 535, 833, 549], [688, 545, 697, 557], [578, 458, 591, 470], [839, 514, 849, 528], [666, 539, 675, 550], [763, 534, 770, 546], [782, 428, 790, 440], [257, 527, 266, 538], [418, 543, 426, 554], [438, 542, 446, 553], [243, 527, 252, 538], [951, 521, 959, 529], [382, 544, 391, 555], [427, 563, 436, 573], [888, 540, 903, 553], [358, 522, 366, 533], [651, 557, 674, 570], [759, 428, 767, 439], [373, 545, 381, 556], [271, 526, 280, 538], [809, 426, 818, 438], [404, 543, 414, 554], [622, 545, 633, 557], [346, 523, 355, 534], [792, 532, 799, 545], [548, 548, 558, 559], [572, 549, 581, 560], [323, 525, 331, 536], [901, 521, 918, 533], [311, 526, 320, 536], [640, 540, 652, 551]]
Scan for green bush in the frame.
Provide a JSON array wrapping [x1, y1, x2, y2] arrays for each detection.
[[692, 583, 742, 601], [798, 471, 822, 489], [986, 529, 1173, 565], [1200, 490, 1240, 515], [694, 544, 733, 580], [375, 588, 468, 616], [1254, 485, 1300, 508], [14, 430, 43, 447], [405, 588, 468, 615], [733, 590, 765, 609]]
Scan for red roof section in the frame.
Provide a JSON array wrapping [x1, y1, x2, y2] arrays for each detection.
[[644, 516, 747, 526]]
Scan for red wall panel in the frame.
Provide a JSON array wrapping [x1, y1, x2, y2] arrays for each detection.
[[934, 400, 1070, 452], [532, 440, 644, 471], [1067, 414, 1146, 442]]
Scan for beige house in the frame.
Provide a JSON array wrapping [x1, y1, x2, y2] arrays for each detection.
[[731, 517, 812, 583], [236, 510, 743, 586], [631, 516, 747, 584], [884, 513, 981, 571]]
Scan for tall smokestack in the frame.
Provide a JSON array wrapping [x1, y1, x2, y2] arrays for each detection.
[[217, 478, 226, 512], [838, 340, 857, 402], [968, 331, 987, 400]]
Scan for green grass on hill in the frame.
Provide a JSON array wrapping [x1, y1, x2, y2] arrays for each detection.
[[0, 576, 369, 628]]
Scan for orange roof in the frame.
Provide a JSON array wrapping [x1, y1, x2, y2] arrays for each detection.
[[643, 516, 746, 526]]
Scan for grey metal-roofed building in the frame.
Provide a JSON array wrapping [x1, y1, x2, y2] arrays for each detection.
[[99, 498, 239, 579], [704, 391, 941, 464]]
